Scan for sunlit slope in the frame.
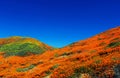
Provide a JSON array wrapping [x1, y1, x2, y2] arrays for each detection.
[[0, 36, 52, 56], [0, 26, 119, 78]]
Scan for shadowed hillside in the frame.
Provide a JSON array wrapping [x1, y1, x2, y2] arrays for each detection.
[[0, 26, 120, 78]]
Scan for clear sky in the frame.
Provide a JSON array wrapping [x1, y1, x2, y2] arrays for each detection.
[[0, 0, 120, 47]]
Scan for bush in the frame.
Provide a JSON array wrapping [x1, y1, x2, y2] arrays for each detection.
[[95, 60, 102, 64], [107, 41, 120, 48], [50, 64, 59, 70], [0, 43, 45, 57], [69, 66, 93, 78], [98, 38, 102, 40], [61, 52, 73, 56], [75, 66, 92, 73], [54, 53, 59, 57]]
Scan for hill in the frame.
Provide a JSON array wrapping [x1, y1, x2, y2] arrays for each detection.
[[0, 26, 120, 78], [0, 36, 52, 56]]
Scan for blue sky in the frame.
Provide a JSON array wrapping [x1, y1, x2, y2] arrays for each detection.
[[0, 0, 120, 47]]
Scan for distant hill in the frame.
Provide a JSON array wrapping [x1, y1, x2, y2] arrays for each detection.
[[0, 36, 53, 56], [0, 26, 120, 78]]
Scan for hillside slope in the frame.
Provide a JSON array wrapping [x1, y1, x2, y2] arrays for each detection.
[[0, 36, 52, 56], [0, 26, 120, 78]]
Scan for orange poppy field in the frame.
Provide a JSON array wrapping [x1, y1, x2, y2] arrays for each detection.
[[0, 26, 120, 78]]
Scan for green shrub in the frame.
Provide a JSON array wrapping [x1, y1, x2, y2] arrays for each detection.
[[54, 53, 59, 57], [0, 43, 45, 57], [107, 41, 120, 48], [95, 60, 102, 64], [61, 52, 68, 56], [45, 70, 51, 75], [61, 52, 73, 56], [75, 66, 92, 74], [112, 57, 120, 61], [50, 64, 59, 70], [16, 64, 35, 72], [69, 66, 93, 78], [98, 38, 102, 40]]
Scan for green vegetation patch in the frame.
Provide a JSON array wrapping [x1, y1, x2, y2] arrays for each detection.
[[112, 57, 120, 61], [0, 43, 45, 57], [94, 60, 102, 64], [107, 41, 120, 48], [54, 53, 59, 57], [69, 66, 93, 78], [16, 64, 35, 72], [50, 64, 59, 70], [61, 52, 73, 56]]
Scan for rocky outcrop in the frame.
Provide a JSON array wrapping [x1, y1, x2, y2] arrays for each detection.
[[113, 64, 120, 78]]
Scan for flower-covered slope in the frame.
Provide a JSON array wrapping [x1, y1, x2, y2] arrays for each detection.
[[0, 26, 120, 78], [0, 36, 52, 56]]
